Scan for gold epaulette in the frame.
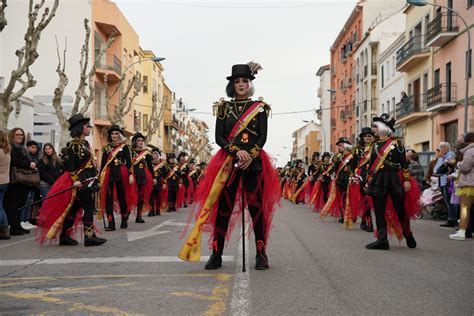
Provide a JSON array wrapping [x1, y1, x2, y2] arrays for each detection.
[[258, 97, 271, 116], [213, 97, 228, 118]]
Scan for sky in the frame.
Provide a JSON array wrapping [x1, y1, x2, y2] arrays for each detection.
[[114, 0, 356, 166]]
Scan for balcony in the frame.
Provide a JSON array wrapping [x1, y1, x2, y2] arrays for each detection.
[[371, 62, 377, 76], [340, 110, 347, 121], [395, 94, 430, 126], [396, 36, 430, 72], [427, 83, 457, 111], [96, 53, 122, 82], [426, 13, 458, 47], [330, 118, 336, 129]]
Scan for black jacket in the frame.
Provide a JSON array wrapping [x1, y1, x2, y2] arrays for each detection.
[[38, 157, 64, 185]]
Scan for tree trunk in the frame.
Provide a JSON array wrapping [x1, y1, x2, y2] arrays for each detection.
[[59, 122, 70, 149], [0, 100, 10, 129]]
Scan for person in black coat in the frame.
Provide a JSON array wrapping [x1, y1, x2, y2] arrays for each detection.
[[164, 153, 179, 212], [4, 128, 37, 236], [38, 143, 64, 199]]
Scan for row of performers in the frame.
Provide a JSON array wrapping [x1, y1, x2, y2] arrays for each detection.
[[281, 113, 422, 250], [36, 117, 206, 246]]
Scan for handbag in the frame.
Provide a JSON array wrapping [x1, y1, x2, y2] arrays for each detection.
[[11, 167, 40, 186]]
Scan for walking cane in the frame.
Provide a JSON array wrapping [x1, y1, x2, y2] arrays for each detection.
[[241, 170, 246, 272], [18, 177, 97, 211]]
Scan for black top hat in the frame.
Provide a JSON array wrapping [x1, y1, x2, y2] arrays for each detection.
[[359, 127, 374, 138], [132, 132, 146, 142], [373, 113, 396, 132], [178, 151, 188, 159], [336, 137, 351, 145], [108, 124, 124, 135], [226, 64, 255, 81], [189, 158, 195, 164], [322, 152, 331, 158], [148, 144, 161, 154], [312, 152, 320, 157], [68, 113, 90, 131], [294, 159, 303, 164], [167, 153, 176, 160]]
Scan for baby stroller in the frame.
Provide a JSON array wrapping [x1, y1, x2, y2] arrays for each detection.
[[419, 177, 447, 220]]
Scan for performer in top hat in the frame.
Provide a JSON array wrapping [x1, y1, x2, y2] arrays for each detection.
[[365, 113, 420, 250], [99, 125, 136, 230], [177, 151, 192, 208], [179, 62, 280, 270], [37, 114, 106, 246], [308, 152, 322, 186], [131, 133, 155, 223], [290, 159, 307, 204], [309, 151, 333, 211], [148, 145, 165, 216], [188, 159, 199, 203], [163, 153, 180, 212], [348, 127, 375, 232]]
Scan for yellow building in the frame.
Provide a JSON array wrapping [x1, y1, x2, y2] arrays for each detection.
[[162, 82, 177, 154], [137, 47, 165, 149], [395, 4, 434, 151]]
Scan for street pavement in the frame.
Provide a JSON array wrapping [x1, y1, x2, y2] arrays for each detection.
[[0, 200, 472, 315]]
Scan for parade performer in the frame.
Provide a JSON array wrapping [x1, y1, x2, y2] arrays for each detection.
[[281, 163, 291, 199], [37, 114, 106, 246], [148, 145, 164, 217], [306, 152, 322, 202], [179, 62, 280, 270], [309, 152, 333, 212], [131, 133, 154, 223], [290, 159, 308, 204], [164, 153, 180, 212], [177, 152, 192, 208], [366, 114, 420, 250], [320, 137, 354, 223], [188, 159, 199, 204], [99, 125, 136, 230], [347, 127, 375, 232]]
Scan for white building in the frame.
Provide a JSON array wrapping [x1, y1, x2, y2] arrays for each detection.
[[6, 97, 36, 139], [378, 33, 406, 121], [0, 1, 93, 148], [353, 1, 406, 134], [316, 65, 331, 153]]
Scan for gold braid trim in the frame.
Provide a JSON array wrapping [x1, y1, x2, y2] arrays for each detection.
[[250, 145, 261, 159], [402, 169, 410, 181], [84, 225, 95, 239], [224, 143, 240, 153]]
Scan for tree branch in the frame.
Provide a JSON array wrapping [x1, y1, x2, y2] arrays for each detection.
[[0, 0, 7, 32], [52, 35, 69, 128]]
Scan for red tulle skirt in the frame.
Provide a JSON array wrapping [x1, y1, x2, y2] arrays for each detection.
[[99, 166, 137, 216], [181, 149, 281, 249]]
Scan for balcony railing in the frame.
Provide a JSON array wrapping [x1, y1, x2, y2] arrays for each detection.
[[427, 12, 458, 45], [97, 53, 122, 75], [427, 83, 457, 109], [371, 62, 377, 75], [395, 94, 427, 119], [94, 102, 109, 121], [396, 36, 429, 68]]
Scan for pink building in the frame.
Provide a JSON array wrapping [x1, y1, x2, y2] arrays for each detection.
[[427, 0, 473, 146]]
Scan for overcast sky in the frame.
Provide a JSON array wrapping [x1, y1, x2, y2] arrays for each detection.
[[115, 0, 356, 166]]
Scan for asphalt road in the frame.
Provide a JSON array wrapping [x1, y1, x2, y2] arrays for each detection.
[[0, 200, 472, 315]]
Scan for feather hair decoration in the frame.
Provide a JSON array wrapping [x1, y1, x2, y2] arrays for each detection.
[[247, 61, 263, 75]]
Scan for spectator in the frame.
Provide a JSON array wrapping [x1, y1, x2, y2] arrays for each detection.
[[0, 129, 11, 240], [4, 128, 36, 235], [435, 142, 457, 227], [26, 140, 40, 163], [450, 132, 474, 240], [21, 140, 41, 230], [408, 150, 424, 189], [38, 143, 64, 199], [425, 149, 440, 185]]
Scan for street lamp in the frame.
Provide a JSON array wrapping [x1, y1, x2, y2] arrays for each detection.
[[122, 56, 166, 74], [407, 0, 470, 133]]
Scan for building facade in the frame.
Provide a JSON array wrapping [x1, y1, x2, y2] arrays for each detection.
[[316, 64, 331, 153], [291, 121, 321, 165]]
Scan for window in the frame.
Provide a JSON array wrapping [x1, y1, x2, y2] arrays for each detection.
[[142, 76, 149, 93], [381, 65, 384, 88], [434, 69, 440, 86], [392, 97, 396, 114], [381, 102, 385, 113], [143, 114, 148, 131], [468, 0, 473, 9], [392, 56, 396, 76], [467, 49, 472, 78]]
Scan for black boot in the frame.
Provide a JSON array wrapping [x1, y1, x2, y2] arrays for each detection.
[[167, 203, 173, 212], [440, 220, 456, 228], [405, 233, 417, 248], [255, 240, 270, 270], [120, 215, 128, 229], [366, 217, 374, 232], [205, 252, 222, 270], [135, 216, 145, 223], [360, 220, 367, 231], [105, 220, 116, 231], [366, 229, 389, 250], [148, 210, 156, 217], [59, 235, 79, 246], [84, 225, 106, 247]]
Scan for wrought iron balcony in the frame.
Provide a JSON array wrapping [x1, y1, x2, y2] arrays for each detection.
[[395, 94, 429, 125], [396, 36, 430, 72], [426, 13, 458, 47], [96, 53, 122, 79], [427, 83, 457, 111]]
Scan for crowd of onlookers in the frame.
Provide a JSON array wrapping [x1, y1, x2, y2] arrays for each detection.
[[0, 128, 64, 239]]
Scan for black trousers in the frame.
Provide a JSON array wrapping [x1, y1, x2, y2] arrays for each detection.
[[372, 192, 405, 239], [4, 183, 30, 232], [150, 187, 161, 211], [214, 169, 265, 254], [106, 181, 128, 223], [61, 188, 95, 237]]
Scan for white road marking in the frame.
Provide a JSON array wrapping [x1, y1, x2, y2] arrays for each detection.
[[0, 255, 234, 267], [127, 219, 188, 241], [230, 237, 251, 316], [0, 237, 35, 249]]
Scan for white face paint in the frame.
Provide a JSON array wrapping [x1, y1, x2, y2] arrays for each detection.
[[234, 77, 251, 99]]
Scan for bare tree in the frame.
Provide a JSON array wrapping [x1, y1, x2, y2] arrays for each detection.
[[103, 70, 141, 127], [0, 0, 59, 129], [51, 18, 115, 147], [145, 93, 166, 142], [0, 0, 7, 32]]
